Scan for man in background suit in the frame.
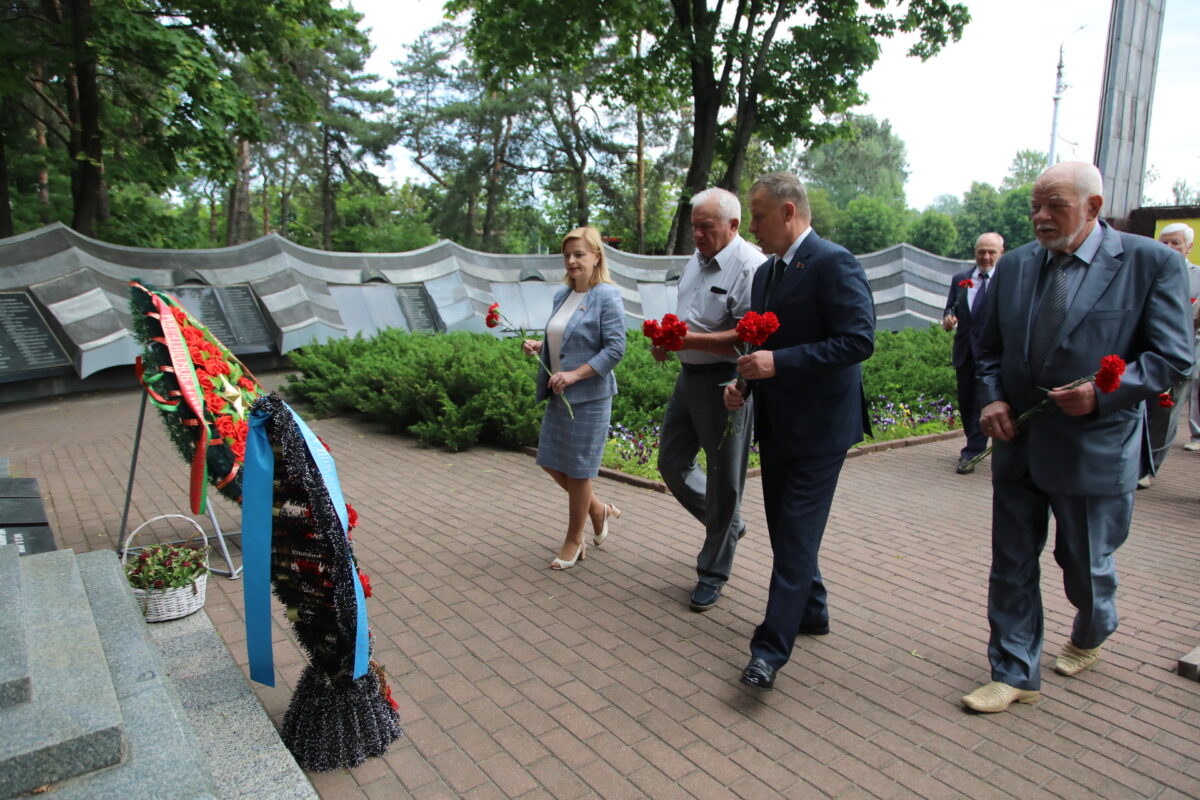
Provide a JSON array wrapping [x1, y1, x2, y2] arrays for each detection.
[[962, 162, 1193, 713], [1138, 222, 1200, 486], [724, 172, 875, 691], [943, 232, 1004, 474]]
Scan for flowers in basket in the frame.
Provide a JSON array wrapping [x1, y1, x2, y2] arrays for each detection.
[[125, 542, 208, 593], [965, 354, 1126, 470]]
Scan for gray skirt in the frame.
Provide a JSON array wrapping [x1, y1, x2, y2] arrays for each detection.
[[535, 394, 612, 479]]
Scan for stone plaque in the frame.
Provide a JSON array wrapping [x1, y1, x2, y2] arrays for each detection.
[[0, 526, 56, 556], [395, 285, 443, 332], [218, 285, 272, 346], [0, 293, 71, 379], [173, 285, 273, 351], [174, 286, 236, 343]]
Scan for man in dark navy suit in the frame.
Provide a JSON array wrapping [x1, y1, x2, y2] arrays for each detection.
[[724, 172, 875, 690], [943, 232, 1004, 474]]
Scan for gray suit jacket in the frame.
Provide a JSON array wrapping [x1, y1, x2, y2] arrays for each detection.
[[535, 282, 626, 405], [976, 222, 1193, 495]]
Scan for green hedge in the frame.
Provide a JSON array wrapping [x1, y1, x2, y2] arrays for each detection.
[[285, 324, 958, 451]]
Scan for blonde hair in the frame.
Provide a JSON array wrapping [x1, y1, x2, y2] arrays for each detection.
[[560, 225, 612, 287]]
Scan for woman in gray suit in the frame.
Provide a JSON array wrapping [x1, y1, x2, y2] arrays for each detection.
[[522, 226, 627, 570]]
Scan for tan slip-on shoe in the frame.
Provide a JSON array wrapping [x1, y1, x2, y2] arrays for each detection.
[[961, 681, 1041, 713], [1053, 642, 1101, 676]]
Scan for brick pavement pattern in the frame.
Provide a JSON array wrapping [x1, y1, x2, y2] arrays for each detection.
[[3, 376, 1199, 799]]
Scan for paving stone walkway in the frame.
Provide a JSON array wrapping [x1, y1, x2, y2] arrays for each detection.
[[3, 376, 1199, 799]]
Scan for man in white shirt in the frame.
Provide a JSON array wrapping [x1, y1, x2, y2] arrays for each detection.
[[654, 187, 761, 612]]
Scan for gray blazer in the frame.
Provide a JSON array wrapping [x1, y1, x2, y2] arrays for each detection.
[[976, 222, 1194, 495], [535, 282, 626, 405]]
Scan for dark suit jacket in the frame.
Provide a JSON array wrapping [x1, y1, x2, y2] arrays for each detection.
[[749, 231, 875, 459], [535, 282, 626, 405], [944, 266, 989, 367], [976, 222, 1193, 495]]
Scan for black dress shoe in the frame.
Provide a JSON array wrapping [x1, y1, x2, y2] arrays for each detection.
[[689, 583, 720, 612], [797, 623, 830, 636], [740, 657, 776, 690], [956, 458, 975, 475]]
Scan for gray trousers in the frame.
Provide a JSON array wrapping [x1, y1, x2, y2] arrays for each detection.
[[987, 476, 1133, 691], [658, 365, 752, 589]]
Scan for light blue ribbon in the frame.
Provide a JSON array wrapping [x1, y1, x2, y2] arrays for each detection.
[[240, 403, 370, 686], [242, 406, 275, 686], [283, 402, 369, 681]]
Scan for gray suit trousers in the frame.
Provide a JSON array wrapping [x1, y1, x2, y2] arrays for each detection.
[[987, 475, 1133, 690], [658, 366, 752, 588]]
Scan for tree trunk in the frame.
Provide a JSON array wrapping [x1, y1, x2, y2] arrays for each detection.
[[669, 84, 718, 254], [208, 193, 219, 244], [321, 125, 334, 251], [635, 106, 646, 254], [482, 111, 512, 249], [33, 65, 50, 223], [667, 0, 721, 255], [67, 0, 103, 236], [0, 99, 12, 238], [226, 139, 253, 245]]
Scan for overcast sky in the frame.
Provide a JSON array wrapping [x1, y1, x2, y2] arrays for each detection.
[[351, 0, 1199, 211]]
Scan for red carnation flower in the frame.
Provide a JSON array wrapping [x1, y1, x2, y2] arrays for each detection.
[[642, 314, 688, 351], [958, 279, 974, 288], [346, 503, 359, 531], [171, 306, 189, 326], [188, 344, 208, 364], [736, 311, 781, 347], [1158, 392, 1174, 408], [195, 370, 215, 393], [358, 569, 372, 597], [230, 439, 246, 459], [238, 376, 257, 392], [485, 302, 502, 329], [1094, 354, 1126, 394], [964, 353, 1129, 471]]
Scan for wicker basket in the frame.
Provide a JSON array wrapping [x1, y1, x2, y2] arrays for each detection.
[[121, 514, 209, 622]]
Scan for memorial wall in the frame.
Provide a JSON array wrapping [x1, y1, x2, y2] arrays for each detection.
[[0, 223, 967, 403]]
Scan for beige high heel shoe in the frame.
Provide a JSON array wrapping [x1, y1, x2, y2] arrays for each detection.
[[593, 503, 621, 547], [550, 540, 585, 570]]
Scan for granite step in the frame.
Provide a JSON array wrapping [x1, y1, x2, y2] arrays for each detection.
[[43, 550, 218, 799], [0, 549, 123, 799], [0, 545, 30, 709]]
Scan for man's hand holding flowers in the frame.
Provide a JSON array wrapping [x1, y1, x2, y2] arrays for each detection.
[[724, 311, 781, 410], [643, 315, 689, 363], [973, 355, 1126, 465]]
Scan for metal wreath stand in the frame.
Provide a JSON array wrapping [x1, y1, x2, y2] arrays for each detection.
[[118, 390, 243, 579]]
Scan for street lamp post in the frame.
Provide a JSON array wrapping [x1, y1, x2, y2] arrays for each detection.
[[1048, 25, 1086, 166]]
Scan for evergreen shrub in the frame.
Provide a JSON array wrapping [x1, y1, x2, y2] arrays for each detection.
[[284, 324, 959, 453]]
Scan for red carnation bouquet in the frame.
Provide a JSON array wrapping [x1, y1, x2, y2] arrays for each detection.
[[486, 301, 572, 417], [642, 314, 689, 354], [965, 354, 1126, 469], [720, 310, 781, 445]]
